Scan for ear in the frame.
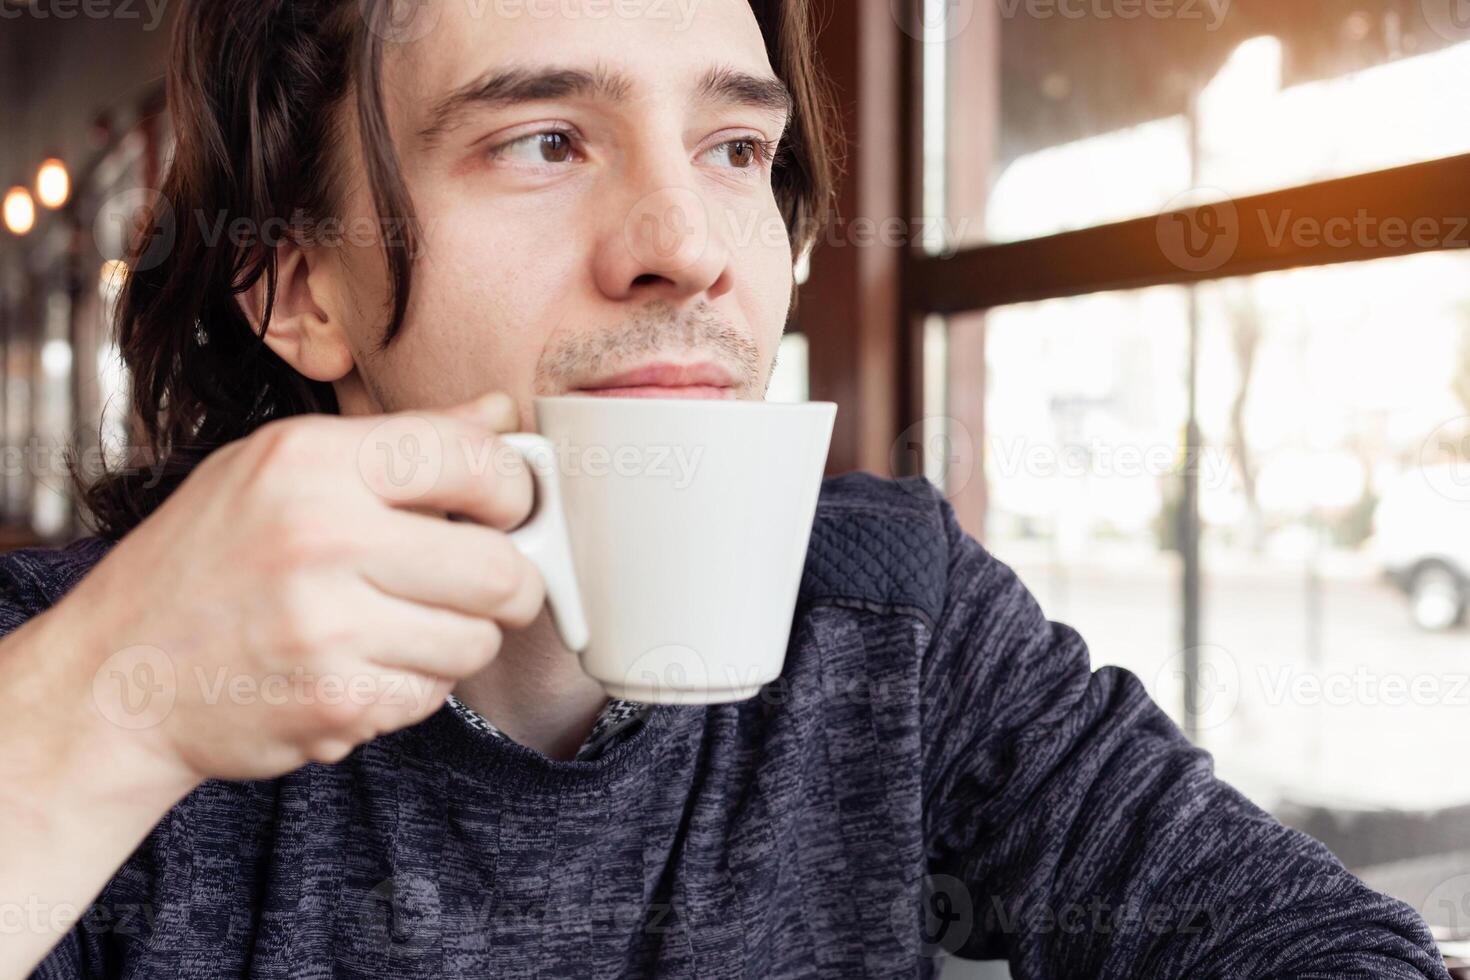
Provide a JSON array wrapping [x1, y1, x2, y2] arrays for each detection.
[[236, 240, 355, 382]]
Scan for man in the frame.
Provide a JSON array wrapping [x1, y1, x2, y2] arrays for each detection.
[[0, 0, 1450, 977]]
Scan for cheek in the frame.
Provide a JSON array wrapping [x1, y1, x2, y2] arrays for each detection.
[[390, 202, 585, 392], [739, 202, 796, 358], [429, 197, 587, 305], [322, 237, 391, 355]]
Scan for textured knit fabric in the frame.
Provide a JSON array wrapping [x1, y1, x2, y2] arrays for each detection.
[[443, 692, 648, 761], [5, 473, 1451, 979]]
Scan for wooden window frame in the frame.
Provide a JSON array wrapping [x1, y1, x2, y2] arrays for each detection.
[[797, 0, 1470, 737]]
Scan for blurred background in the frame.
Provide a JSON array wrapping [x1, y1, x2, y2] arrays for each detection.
[[1, 0, 1468, 975]]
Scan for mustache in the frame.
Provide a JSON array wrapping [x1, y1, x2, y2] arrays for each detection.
[[535, 301, 762, 393]]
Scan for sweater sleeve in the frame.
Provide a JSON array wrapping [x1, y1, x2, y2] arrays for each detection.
[[918, 490, 1449, 980]]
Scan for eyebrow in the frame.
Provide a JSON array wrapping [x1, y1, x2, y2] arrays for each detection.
[[416, 61, 795, 149]]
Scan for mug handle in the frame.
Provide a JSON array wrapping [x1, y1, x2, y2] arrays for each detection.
[[492, 433, 590, 653]]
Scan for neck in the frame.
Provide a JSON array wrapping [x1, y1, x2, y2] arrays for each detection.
[[452, 609, 609, 761]]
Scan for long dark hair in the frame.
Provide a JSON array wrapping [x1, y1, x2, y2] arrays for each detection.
[[72, 0, 843, 541]]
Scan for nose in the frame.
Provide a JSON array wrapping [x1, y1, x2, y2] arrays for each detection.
[[593, 174, 735, 304]]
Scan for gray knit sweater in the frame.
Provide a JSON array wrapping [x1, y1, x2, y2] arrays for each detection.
[[4, 473, 1449, 979]]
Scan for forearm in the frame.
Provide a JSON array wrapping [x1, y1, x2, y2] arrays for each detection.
[[0, 607, 199, 980]]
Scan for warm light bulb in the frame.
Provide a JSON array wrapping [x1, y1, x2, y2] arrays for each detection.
[[3, 187, 35, 236], [36, 158, 69, 209]]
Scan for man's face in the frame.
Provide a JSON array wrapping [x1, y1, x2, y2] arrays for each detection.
[[322, 0, 796, 427]]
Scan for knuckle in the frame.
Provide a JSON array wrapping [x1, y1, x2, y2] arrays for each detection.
[[475, 620, 505, 660], [194, 439, 240, 476], [245, 418, 327, 486], [266, 516, 348, 574], [447, 620, 503, 674], [479, 557, 520, 606], [252, 501, 352, 578], [305, 737, 356, 765], [307, 682, 370, 730], [269, 580, 336, 656], [402, 681, 452, 725], [487, 437, 534, 524], [500, 559, 546, 630]]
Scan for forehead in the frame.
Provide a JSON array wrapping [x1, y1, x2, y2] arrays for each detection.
[[383, 0, 777, 134]]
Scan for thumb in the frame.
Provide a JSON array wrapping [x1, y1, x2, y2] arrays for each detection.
[[449, 391, 519, 431]]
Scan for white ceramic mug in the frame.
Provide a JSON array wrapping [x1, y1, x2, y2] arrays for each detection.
[[498, 396, 837, 704]]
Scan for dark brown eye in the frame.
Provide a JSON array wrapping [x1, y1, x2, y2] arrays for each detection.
[[726, 140, 757, 168], [492, 130, 577, 166], [538, 132, 573, 163], [706, 137, 774, 172]]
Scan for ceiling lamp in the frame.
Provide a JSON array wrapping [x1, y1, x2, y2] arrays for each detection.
[[36, 157, 70, 209], [3, 186, 36, 236]]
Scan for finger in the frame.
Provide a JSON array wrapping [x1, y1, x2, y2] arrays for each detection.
[[355, 508, 548, 628], [353, 673, 456, 744], [350, 402, 534, 531], [441, 391, 520, 432], [269, 664, 448, 749], [346, 585, 510, 678]]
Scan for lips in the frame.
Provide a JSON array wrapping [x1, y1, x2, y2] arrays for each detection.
[[572, 361, 740, 400], [580, 385, 735, 399]]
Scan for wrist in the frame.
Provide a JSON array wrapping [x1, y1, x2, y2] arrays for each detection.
[[4, 603, 202, 813]]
